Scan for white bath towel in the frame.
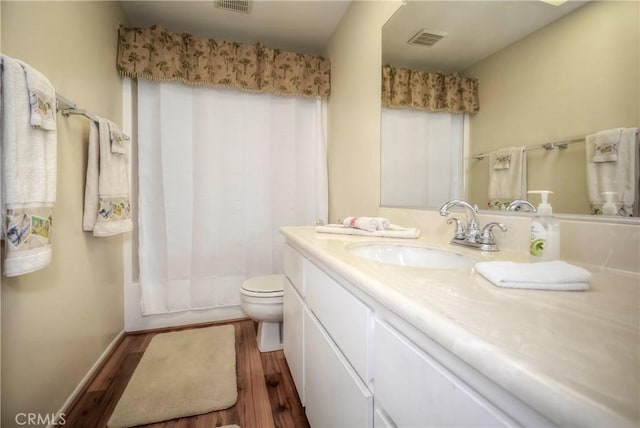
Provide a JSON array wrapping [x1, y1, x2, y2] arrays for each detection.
[[586, 128, 639, 216], [316, 224, 420, 239], [475, 261, 591, 291], [1, 55, 57, 276], [488, 147, 527, 204], [343, 216, 390, 232], [83, 118, 132, 236], [20, 62, 57, 131]]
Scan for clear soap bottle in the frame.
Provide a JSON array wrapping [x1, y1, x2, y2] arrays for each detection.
[[527, 190, 560, 262]]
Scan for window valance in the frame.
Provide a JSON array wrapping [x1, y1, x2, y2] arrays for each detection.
[[381, 64, 479, 114], [117, 25, 331, 99]]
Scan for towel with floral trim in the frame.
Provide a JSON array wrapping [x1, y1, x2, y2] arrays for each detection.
[[83, 118, 132, 236], [1, 55, 57, 276]]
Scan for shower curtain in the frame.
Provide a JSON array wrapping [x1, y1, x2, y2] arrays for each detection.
[[137, 80, 327, 315]]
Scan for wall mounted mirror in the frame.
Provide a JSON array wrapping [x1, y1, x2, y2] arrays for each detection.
[[381, 0, 640, 218]]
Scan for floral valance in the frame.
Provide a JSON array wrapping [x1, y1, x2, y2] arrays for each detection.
[[117, 25, 331, 99], [381, 64, 479, 114]]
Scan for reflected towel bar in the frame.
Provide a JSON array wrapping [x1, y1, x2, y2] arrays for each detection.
[[472, 130, 638, 160]]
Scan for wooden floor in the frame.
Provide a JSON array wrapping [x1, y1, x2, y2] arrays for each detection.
[[61, 319, 309, 428]]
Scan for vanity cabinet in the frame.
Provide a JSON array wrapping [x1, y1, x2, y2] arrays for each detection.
[[283, 243, 374, 426], [374, 319, 514, 427], [305, 307, 373, 427], [282, 276, 304, 403], [283, 242, 551, 428]]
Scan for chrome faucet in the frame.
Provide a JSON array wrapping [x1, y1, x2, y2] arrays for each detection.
[[440, 200, 507, 251], [506, 200, 537, 212]]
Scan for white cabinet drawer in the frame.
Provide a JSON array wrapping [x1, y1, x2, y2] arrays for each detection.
[[283, 244, 304, 296], [374, 319, 515, 428], [305, 308, 373, 428], [283, 277, 305, 405], [305, 260, 371, 383]]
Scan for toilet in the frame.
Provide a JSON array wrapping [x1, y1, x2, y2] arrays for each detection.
[[240, 274, 284, 352]]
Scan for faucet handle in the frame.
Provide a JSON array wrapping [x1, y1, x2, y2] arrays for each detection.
[[446, 218, 466, 240], [479, 222, 508, 245]]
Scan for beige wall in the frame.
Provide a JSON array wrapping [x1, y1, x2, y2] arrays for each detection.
[[1, 2, 127, 426], [465, 1, 639, 214], [324, 0, 401, 222]]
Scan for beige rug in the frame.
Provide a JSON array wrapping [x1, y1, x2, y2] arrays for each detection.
[[108, 325, 238, 427]]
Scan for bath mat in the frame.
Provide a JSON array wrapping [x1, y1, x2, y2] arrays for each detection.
[[108, 325, 237, 427]]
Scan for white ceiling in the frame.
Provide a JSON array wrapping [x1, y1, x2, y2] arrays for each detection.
[[120, 1, 589, 72], [120, 0, 352, 55], [383, 0, 588, 73]]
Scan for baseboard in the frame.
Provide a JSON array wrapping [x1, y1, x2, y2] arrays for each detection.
[[49, 330, 126, 428]]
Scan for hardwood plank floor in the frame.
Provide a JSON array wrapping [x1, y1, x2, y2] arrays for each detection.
[[61, 319, 307, 428]]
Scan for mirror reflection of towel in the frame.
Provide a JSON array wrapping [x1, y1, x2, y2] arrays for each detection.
[[488, 147, 527, 202], [493, 153, 511, 169], [586, 128, 639, 216], [592, 128, 622, 163]]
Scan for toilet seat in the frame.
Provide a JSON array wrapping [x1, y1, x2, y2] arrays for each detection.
[[240, 274, 284, 298]]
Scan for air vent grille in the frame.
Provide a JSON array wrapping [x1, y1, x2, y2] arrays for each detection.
[[407, 29, 447, 47], [215, 0, 251, 14]]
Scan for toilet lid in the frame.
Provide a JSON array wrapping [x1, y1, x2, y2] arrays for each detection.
[[241, 274, 284, 295]]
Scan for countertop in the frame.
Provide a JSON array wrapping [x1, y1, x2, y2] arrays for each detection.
[[281, 226, 640, 427]]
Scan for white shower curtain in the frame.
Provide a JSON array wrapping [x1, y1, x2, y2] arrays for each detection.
[[137, 80, 327, 315]]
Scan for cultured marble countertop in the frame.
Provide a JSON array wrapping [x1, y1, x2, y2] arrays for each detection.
[[281, 226, 640, 428]]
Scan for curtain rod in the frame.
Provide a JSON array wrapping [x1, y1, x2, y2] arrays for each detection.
[[55, 92, 130, 141], [472, 130, 639, 160]]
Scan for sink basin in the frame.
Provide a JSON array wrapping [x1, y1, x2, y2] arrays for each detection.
[[348, 243, 476, 270]]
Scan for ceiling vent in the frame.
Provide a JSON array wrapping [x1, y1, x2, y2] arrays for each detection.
[[407, 29, 447, 47], [215, 0, 251, 14]]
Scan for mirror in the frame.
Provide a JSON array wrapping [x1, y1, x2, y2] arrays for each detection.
[[381, 1, 639, 217]]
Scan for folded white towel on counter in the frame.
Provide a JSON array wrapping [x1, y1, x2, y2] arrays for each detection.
[[83, 118, 132, 236], [343, 216, 390, 232], [488, 146, 527, 204], [475, 261, 591, 291], [316, 224, 420, 239], [0, 55, 57, 276]]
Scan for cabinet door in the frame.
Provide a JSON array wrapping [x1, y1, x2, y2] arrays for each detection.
[[305, 308, 373, 428], [374, 320, 515, 428], [305, 261, 371, 383], [283, 277, 305, 404], [283, 244, 305, 295]]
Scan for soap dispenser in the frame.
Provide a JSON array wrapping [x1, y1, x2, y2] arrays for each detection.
[[601, 192, 618, 216], [527, 190, 560, 262]]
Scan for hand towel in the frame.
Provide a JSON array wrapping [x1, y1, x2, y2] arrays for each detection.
[[1, 55, 57, 276], [21, 62, 57, 131], [493, 153, 511, 169], [592, 128, 622, 162], [343, 216, 390, 232], [109, 121, 126, 155], [316, 224, 420, 239], [475, 261, 591, 291], [83, 118, 132, 236], [488, 147, 527, 206], [586, 128, 639, 216]]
